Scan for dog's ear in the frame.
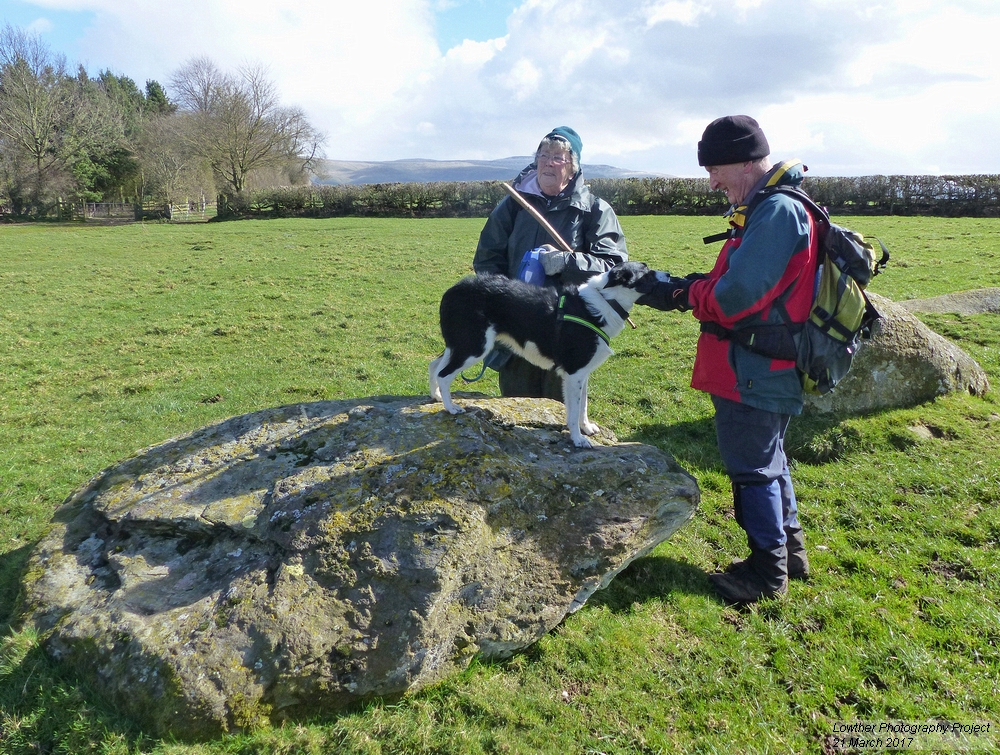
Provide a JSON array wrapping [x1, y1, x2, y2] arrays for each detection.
[[604, 267, 624, 288]]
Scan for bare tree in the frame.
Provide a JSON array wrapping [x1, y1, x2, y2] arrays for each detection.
[[0, 24, 74, 212], [135, 113, 211, 204], [168, 56, 222, 113], [169, 58, 324, 195]]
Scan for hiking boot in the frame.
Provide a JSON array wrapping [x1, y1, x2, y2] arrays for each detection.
[[722, 557, 749, 574], [786, 526, 810, 581], [708, 568, 787, 605], [710, 547, 788, 605]]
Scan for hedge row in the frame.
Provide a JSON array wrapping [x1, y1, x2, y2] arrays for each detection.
[[801, 174, 1000, 216], [217, 182, 510, 220], [216, 174, 1000, 220]]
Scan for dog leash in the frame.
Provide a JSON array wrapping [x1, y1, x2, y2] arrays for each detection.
[[460, 364, 488, 383]]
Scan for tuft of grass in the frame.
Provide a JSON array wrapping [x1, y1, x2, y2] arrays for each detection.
[[1, 216, 999, 754]]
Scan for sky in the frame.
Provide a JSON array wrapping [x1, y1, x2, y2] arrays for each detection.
[[2, 0, 999, 176]]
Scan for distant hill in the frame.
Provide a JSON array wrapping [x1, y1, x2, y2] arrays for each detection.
[[313, 157, 670, 185]]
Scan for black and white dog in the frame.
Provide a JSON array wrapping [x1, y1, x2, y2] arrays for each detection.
[[429, 261, 653, 448]]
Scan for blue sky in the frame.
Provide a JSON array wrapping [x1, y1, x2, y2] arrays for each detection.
[[4, 2, 92, 61], [3, 0, 1000, 176], [434, 0, 521, 51]]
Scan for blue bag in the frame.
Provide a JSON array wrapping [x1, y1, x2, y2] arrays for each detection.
[[515, 248, 546, 285]]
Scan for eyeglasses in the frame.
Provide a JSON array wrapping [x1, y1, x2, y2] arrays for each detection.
[[536, 153, 571, 166]]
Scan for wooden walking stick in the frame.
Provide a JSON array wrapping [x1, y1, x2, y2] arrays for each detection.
[[501, 183, 636, 329]]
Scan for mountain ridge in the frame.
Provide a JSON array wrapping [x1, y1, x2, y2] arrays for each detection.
[[314, 157, 670, 185]]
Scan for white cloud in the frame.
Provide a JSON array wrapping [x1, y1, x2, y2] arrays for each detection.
[[11, 0, 1000, 174], [386, 0, 1000, 175], [26, 17, 54, 34], [444, 37, 507, 66], [59, 0, 440, 123], [644, 1, 707, 28], [750, 3, 1000, 174], [501, 57, 542, 101]]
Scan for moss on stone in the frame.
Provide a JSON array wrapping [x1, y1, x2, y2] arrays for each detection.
[[17, 395, 698, 739]]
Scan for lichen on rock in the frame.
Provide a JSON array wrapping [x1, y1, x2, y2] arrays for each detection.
[[18, 395, 698, 739]]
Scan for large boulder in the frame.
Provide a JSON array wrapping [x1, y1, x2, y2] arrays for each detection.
[[18, 395, 698, 740], [804, 293, 989, 415], [898, 287, 1000, 316]]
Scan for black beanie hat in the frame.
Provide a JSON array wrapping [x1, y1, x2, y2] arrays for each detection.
[[697, 115, 770, 167]]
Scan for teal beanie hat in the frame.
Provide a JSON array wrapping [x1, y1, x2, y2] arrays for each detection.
[[544, 126, 582, 165]]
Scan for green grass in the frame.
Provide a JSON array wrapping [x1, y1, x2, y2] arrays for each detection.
[[1, 215, 999, 754]]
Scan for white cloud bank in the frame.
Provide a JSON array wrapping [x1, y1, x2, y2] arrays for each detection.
[[16, 0, 1000, 175]]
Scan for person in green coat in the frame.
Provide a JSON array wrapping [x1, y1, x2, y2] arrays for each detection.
[[472, 126, 629, 399]]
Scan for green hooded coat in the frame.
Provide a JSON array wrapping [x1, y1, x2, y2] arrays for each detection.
[[473, 164, 628, 284]]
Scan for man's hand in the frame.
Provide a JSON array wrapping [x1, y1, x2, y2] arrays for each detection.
[[635, 271, 694, 312]]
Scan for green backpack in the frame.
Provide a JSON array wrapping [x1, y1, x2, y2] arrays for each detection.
[[707, 184, 890, 395]]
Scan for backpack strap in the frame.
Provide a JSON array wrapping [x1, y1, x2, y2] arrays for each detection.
[[699, 320, 800, 361], [703, 230, 730, 245], [742, 161, 829, 227]]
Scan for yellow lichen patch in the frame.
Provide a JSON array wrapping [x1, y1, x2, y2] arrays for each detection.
[[283, 563, 305, 578], [202, 490, 268, 528]]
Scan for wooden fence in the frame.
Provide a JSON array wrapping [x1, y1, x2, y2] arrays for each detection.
[[83, 202, 134, 219], [66, 199, 216, 222]]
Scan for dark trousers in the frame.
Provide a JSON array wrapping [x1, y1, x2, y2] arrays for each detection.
[[498, 355, 563, 401], [711, 395, 800, 553]]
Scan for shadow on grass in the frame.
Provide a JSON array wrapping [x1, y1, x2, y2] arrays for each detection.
[[0, 552, 155, 753], [0, 542, 34, 630], [785, 409, 889, 463], [630, 410, 874, 467], [0, 635, 157, 753], [588, 555, 714, 612], [626, 416, 721, 473]]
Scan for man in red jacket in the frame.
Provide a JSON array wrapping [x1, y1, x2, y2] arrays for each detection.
[[636, 116, 820, 604]]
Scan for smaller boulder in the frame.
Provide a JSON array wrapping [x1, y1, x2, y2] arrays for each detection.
[[805, 293, 989, 415]]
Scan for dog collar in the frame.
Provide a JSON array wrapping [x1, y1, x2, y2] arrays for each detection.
[[558, 295, 611, 345], [608, 299, 630, 322]]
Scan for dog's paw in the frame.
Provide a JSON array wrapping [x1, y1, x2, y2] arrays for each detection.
[[446, 405, 466, 415], [571, 435, 595, 449], [581, 421, 600, 436]]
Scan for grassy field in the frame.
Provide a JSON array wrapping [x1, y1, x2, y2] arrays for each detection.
[[1, 215, 999, 754]]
